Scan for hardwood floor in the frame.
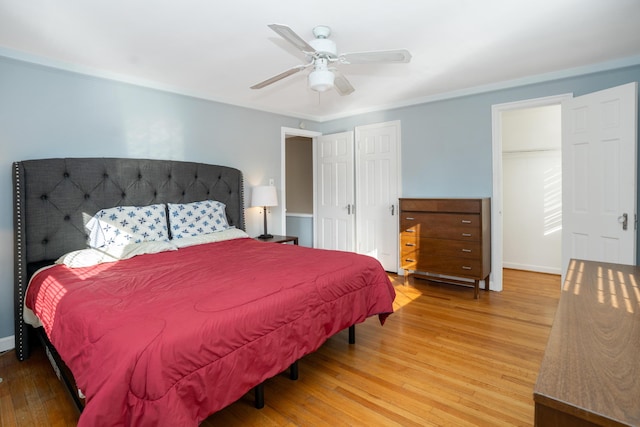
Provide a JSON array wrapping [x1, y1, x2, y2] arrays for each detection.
[[0, 269, 560, 426]]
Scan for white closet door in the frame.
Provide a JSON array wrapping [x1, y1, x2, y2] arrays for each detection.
[[355, 121, 400, 272], [315, 131, 355, 251]]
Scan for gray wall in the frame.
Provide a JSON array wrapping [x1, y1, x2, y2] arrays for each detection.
[[1, 52, 639, 344], [285, 137, 313, 214], [285, 136, 313, 248]]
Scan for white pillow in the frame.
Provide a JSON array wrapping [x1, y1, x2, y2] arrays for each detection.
[[86, 204, 169, 248], [168, 200, 229, 239], [56, 241, 178, 268], [172, 227, 249, 248], [56, 248, 119, 267]]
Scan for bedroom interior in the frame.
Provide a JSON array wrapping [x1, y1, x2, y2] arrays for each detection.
[[1, 1, 640, 426]]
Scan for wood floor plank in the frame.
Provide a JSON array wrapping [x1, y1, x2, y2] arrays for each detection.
[[0, 269, 560, 426], [0, 394, 17, 427]]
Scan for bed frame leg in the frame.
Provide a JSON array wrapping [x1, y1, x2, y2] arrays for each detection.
[[254, 383, 264, 409], [289, 361, 299, 380], [349, 325, 355, 344]]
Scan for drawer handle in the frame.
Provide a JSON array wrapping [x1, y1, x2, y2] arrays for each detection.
[[461, 249, 472, 253], [461, 220, 472, 224], [405, 243, 416, 247], [405, 258, 416, 263], [405, 217, 415, 220], [462, 233, 472, 237], [405, 229, 416, 233], [462, 266, 472, 270]]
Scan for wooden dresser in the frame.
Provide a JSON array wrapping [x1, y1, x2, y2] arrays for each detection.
[[534, 259, 640, 426], [399, 198, 491, 298]]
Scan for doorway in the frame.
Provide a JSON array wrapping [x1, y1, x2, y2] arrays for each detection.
[[491, 94, 571, 292], [285, 135, 314, 247], [280, 127, 321, 247], [494, 84, 638, 291], [502, 105, 562, 275]]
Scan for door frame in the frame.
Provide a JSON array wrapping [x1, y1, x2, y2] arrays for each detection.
[[491, 93, 572, 291], [280, 127, 322, 234]]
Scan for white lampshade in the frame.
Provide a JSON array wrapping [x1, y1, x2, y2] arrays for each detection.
[[251, 185, 278, 207]]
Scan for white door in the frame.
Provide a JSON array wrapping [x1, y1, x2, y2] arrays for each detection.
[[562, 82, 638, 276], [315, 131, 355, 251], [355, 121, 400, 272]]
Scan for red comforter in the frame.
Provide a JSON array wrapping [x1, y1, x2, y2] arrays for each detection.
[[26, 238, 395, 426]]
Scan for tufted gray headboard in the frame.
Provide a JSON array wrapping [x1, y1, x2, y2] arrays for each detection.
[[13, 158, 245, 361]]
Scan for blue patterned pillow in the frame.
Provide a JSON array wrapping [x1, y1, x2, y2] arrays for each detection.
[[167, 200, 229, 239], [86, 204, 169, 248]]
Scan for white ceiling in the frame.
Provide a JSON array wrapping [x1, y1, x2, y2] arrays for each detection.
[[1, 0, 639, 121]]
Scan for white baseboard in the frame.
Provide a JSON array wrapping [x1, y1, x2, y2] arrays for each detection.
[[0, 335, 15, 352], [503, 262, 561, 275]]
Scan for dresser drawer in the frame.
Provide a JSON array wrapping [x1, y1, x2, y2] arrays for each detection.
[[401, 213, 481, 241], [400, 198, 482, 213], [414, 255, 483, 279], [400, 235, 481, 260], [400, 230, 418, 255], [400, 240, 417, 259], [400, 252, 418, 270], [423, 238, 481, 260]]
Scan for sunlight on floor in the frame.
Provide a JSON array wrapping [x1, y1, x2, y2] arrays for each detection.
[[388, 275, 423, 310]]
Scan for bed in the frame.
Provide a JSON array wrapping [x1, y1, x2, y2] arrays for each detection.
[[13, 158, 395, 426]]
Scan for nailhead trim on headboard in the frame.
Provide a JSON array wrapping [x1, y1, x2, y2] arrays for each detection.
[[13, 161, 27, 361]]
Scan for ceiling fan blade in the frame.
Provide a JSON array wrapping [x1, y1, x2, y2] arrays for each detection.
[[333, 70, 355, 96], [250, 65, 307, 89], [339, 49, 412, 65], [268, 24, 316, 54]]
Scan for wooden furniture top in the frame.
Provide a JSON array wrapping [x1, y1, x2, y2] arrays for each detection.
[[399, 198, 489, 214], [254, 235, 299, 245], [534, 259, 640, 426]]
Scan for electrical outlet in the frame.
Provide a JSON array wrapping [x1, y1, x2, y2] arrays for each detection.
[[269, 178, 274, 186]]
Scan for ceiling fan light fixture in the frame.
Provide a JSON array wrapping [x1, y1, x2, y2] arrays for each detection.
[[252, 24, 412, 96], [308, 69, 334, 92]]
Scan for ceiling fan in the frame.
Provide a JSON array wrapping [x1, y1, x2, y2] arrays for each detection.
[[250, 24, 412, 96]]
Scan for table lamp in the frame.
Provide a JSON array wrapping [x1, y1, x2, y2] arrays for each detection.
[[251, 185, 278, 239]]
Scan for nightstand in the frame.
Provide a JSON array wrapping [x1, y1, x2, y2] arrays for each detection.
[[254, 235, 299, 245]]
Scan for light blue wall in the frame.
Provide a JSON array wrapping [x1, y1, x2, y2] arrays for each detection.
[[320, 65, 640, 199], [1, 53, 639, 343], [320, 64, 640, 266], [286, 215, 313, 247], [0, 56, 320, 340]]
